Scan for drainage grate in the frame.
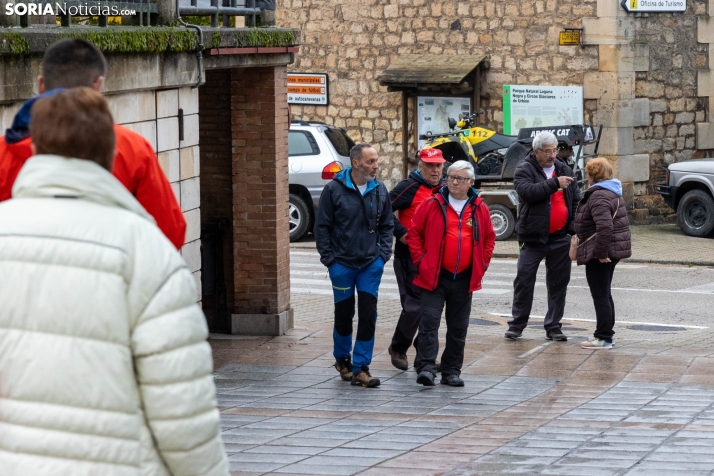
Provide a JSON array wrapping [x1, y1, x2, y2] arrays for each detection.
[[627, 325, 687, 332], [470, 318, 500, 326]]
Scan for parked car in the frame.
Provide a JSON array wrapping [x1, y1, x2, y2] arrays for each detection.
[[289, 120, 354, 241], [657, 159, 714, 237]]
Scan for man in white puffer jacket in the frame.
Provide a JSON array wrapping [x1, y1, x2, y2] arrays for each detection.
[[0, 89, 229, 475]]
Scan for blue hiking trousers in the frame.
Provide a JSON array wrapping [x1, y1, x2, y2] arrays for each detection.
[[328, 257, 384, 371]]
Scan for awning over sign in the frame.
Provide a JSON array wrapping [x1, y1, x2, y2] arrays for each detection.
[[377, 54, 487, 92], [377, 54, 490, 179]]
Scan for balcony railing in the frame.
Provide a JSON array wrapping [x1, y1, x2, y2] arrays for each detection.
[[5, 0, 269, 27]]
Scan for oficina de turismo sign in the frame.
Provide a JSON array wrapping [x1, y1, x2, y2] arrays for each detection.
[[620, 0, 686, 13]]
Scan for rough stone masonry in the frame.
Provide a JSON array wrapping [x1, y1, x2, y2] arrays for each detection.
[[278, 0, 714, 223]]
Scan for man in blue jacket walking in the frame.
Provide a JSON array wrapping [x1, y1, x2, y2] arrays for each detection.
[[315, 143, 394, 388]]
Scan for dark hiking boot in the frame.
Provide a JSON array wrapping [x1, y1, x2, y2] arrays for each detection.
[[334, 358, 353, 381], [441, 374, 465, 387], [352, 368, 380, 388], [546, 330, 568, 341], [505, 329, 522, 340], [388, 345, 408, 371], [416, 370, 436, 387]]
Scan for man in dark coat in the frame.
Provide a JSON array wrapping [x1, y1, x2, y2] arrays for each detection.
[[387, 148, 445, 371], [506, 132, 582, 341], [315, 143, 394, 388]]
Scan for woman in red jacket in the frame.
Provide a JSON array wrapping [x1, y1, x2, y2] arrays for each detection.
[[406, 160, 496, 386]]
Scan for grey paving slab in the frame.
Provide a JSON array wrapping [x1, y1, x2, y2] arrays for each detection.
[[223, 443, 257, 453], [470, 453, 562, 465], [269, 436, 355, 448], [221, 428, 298, 445], [227, 461, 287, 472], [551, 457, 638, 469], [274, 463, 368, 475], [320, 448, 406, 459], [624, 470, 712, 476], [227, 452, 309, 464], [341, 439, 423, 451], [541, 466, 624, 476], [623, 461, 714, 471], [245, 445, 326, 456]]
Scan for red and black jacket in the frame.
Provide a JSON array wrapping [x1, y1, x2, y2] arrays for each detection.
[[389, 170, 443, 259], [406, 186, 496, 293]]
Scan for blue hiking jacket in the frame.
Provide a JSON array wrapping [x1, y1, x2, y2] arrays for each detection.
[[315, 168, 394, 269]]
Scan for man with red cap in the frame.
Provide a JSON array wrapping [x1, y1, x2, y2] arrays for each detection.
[[387, 147, 446, 371]]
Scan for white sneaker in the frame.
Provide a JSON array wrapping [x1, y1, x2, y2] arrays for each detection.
[[581, 339, 612, 349], [588, 336, 615, 347]]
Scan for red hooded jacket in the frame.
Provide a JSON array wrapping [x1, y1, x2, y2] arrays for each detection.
[[0, 125, 186, 249], [407, 186, 496, 293]]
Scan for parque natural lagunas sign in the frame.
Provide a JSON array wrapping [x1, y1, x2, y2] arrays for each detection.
[[620, 0, 686, 13]]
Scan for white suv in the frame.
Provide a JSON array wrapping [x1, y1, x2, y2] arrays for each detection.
[[289, 121, 354, 241]]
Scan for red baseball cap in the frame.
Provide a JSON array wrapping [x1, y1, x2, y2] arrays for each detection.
[[419, 148, 446, 163]]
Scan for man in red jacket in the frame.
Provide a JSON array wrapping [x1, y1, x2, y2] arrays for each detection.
[[406, 160, 496, 387], [0, 39, 186, 249], [387, 148, 445, 371]]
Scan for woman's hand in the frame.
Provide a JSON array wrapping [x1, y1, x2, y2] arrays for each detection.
[[599, 258, 611, 263]]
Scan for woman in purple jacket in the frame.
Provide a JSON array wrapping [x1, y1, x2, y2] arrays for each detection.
[[575, 158, 632, 349]]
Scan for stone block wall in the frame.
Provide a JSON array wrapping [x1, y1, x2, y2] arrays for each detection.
[[277, 0, 599, 189], [278, 0, 713, 224], [105, 88, 203, 299], [582, 0, 710, 223], [0, 89, 202, 298]]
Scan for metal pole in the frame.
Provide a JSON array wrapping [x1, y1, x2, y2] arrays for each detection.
[[402, 92, 409, 179]]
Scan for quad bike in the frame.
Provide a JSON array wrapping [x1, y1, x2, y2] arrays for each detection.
[[418, 111, 516, 171]]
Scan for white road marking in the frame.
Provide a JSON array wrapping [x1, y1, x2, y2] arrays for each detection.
[[292, 278, 400, 290], [475, 289, 513, 295], [680, 282, 714, 293], [488, 312, 709, 329], [291, 287, 401, 299], [292, 270, 397, 281], [565, 285, 714, 295], [519, 342, 552, 358]]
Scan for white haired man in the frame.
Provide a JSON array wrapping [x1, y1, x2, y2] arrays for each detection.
[[406, 160, 495, 387], [506, 132, 582, 341]]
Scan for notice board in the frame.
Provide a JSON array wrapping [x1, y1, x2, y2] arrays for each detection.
[[416, 96, 471, 148], [502, 85, 583, 135]]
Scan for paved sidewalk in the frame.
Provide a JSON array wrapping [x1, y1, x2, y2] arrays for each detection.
[[214, 228, 714, 475], [213, 254, 714, 476], [212, 323, 714, 476]]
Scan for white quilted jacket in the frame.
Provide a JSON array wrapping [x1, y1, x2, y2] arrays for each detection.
[[0, 155, 229, 476]]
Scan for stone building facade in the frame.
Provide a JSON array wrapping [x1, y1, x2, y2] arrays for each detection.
[[278, 0, 713, 222]]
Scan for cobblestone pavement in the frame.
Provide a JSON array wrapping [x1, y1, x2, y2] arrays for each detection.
[[213, 243, 714, 476]]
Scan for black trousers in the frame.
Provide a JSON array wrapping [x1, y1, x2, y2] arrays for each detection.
[[509, 234, 571, 333], [390, 255, 421, 355], [416, 273, 472, 377], [585, 258, 619, 343]]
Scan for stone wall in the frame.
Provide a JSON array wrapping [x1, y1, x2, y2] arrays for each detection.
[[278, 0, 712, 223], [0, 87, 202, 298], [277, 0, 600, 190]]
